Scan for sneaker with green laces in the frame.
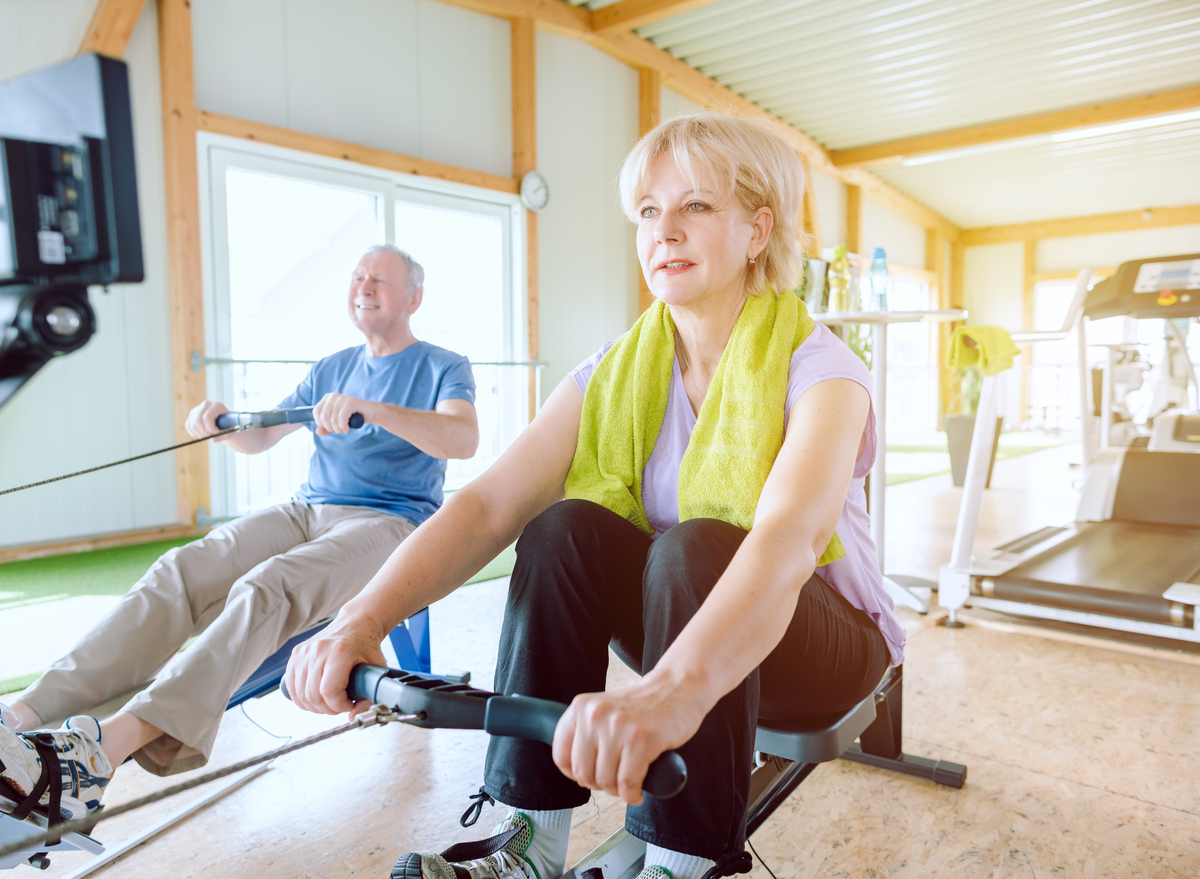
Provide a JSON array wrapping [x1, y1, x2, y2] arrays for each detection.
[[392, 811, 541, 879]]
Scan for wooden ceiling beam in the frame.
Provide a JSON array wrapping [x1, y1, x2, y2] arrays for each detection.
[[593, 0, 723, 35], [962, 204, 1200, 247], [79, 0, 148, 56], [831, 85, 1200, 169]]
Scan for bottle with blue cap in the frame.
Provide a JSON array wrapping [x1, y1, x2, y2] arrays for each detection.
[[867, 247, 889, 312]]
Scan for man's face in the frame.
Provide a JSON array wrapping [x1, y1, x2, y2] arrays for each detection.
[[347, 250, 421, 337]]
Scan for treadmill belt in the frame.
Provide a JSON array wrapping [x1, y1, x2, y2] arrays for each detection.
[[994, 521, 1200, 626]]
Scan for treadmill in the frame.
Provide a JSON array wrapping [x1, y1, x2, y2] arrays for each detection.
[[938, 254, 1200, 644]]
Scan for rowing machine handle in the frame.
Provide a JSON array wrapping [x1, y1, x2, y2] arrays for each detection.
[[285, 665, 687, 798], [215, 407, 365, 430], [483, 694, 688, 799]]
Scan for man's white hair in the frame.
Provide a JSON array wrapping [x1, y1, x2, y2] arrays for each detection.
[[365, 244, 425, 292]]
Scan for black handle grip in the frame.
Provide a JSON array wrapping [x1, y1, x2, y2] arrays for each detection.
[[291, 665, 687, 798], [215, 407, 364, 430], [483, 696, 687, 799]]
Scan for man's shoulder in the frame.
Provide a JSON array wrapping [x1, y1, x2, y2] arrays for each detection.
[[411, 341, 470, 367], [315, 344, 367, 368]]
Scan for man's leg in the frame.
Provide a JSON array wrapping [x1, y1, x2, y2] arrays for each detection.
[[14, 504, 313, 730], [123, 505, 414, 775]]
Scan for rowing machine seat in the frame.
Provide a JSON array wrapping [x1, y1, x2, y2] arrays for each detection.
[[562, 666, 966, 879]]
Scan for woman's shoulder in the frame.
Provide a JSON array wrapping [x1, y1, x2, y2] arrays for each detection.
[[570, 338, 620, 395], [789, 321, 871, 390]]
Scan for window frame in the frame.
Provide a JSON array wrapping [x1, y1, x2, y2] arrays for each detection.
[[197, 132, 527, 518]]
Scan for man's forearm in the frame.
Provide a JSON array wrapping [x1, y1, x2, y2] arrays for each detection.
[[220, 422, 300, 455], [365, 402, 478, 459]]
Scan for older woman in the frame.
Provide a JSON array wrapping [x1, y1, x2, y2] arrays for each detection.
[[286, 112, 904, 879]]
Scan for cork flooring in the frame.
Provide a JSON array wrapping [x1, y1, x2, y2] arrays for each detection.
[[7, 443, 1200, 878]]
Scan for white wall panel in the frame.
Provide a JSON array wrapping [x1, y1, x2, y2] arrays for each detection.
[[963, 243, 1024, 328], [0, 2, 178, 547], [659, 86, 703, 122], [191, 0, 288, 128], [0, 0, 93, 81], [191, 0, 513, 179], [860, 197, 926, 269], [1039, 226, 1200, 273], [809, 166, 844, 252], [536, 32, 638, 397]]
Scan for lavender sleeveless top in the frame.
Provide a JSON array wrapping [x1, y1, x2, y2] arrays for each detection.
[[570, 320, 905, 666]]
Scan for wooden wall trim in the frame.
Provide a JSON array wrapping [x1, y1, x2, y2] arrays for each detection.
[[79, 0, 148, 56], [832, 85, 1200, 169], [158, 0, 207, 527], [962, 204, 1200, 246], [0, 524, 204, 564], [198, 112, 520, 194]]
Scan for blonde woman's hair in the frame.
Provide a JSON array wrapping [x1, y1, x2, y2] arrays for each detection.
[[618, 112, 809, 298]]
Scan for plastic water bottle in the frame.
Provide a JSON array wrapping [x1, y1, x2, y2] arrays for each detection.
[[867, 247, 889, 312], [828, 245, 853, 313]]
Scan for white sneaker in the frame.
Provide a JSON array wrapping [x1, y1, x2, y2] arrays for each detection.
[[394, 811, 541, 879], [0, 703, 17, 729], [0, 716, 113, 820]]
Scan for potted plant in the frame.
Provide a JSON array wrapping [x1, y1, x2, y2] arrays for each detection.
[[945, 365, 1002, 487]]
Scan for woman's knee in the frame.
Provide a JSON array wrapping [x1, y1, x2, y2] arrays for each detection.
[[644, 518, 747, 608]]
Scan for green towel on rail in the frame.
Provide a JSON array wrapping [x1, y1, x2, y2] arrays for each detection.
[[565, 292, 845, 566], [947, 325, 1021, 375]]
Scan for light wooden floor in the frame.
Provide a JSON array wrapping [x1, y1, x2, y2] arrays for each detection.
[[10, 443, 1200, 878]]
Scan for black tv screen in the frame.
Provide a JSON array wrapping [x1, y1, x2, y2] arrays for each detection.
[[0, 52, 143, 287]]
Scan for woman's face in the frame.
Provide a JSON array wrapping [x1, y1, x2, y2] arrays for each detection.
[[636, 152, 771, 312]]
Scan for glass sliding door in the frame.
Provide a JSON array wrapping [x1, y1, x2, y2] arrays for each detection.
[[202, 143, 525, 519]]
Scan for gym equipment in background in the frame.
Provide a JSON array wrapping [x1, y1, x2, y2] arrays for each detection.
[[939, 256, 1200, 644]]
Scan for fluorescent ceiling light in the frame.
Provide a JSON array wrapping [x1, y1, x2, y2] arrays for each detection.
[[1051, 110, 1200, 142], [899, 109, 1200, 166]]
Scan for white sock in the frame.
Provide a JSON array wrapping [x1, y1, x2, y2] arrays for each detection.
[[644, 845, 714, 879], [506, 805, 572, 879]]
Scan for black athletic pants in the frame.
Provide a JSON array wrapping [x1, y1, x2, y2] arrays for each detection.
[[484, 500, 890, 859]]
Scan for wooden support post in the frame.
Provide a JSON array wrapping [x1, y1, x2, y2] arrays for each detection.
[[801, 157, 820, 256], [1021, 239, 1037, 427], [927, 229, 952, 419], [79, 0, 148, 56], [636, 67, 660, 315], [157, 0, 208, 526], [845, 184, 861, 255], [512, 16, 539, 418]]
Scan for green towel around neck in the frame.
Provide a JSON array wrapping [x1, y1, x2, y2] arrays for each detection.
[[947, 325, 1021, 375], [565, 291, 846, 566]]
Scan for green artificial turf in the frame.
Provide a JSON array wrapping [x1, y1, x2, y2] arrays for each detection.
[[885, 431, 1076, 485], [0, 532, 518, 694]]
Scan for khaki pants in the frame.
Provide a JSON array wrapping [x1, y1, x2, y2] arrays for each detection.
[[21, 502, 415, 775]]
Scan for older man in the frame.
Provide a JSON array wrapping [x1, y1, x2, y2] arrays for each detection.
[[0, 245, 477, 820]]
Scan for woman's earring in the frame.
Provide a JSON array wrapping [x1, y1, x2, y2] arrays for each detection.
[[749, 257, 756, 269]]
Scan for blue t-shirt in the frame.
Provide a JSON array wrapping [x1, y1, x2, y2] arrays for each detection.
[[278, 341, 476, 525]]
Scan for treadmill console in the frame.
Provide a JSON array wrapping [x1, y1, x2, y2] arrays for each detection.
[[1085, 253, 1200, 320]]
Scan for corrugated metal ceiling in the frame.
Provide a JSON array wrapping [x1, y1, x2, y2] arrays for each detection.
[[580, 0, 1200, 227]]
